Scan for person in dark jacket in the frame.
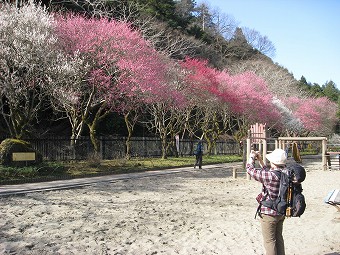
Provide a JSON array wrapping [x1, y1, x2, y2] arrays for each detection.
[[194, 140, 203, 169]]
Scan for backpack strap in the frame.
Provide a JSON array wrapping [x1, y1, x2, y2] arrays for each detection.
[[255, 183, 268, 219], [272, 170, 281, 179], [255, 203, 262, 219]]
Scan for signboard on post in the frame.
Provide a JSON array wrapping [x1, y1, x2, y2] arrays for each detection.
[[12, 152, 36, 161]]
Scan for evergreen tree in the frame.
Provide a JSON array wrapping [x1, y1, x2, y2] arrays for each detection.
[[225, 27, 257, 61], [298, 76, 311, 91], [137, 0, 181, 27], [193, 2, 214, 32], [322, 80, 339, 102], [310, 83, 324, 97], [174, 0, 196, 28]]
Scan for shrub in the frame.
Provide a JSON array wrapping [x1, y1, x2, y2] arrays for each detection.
[[86, 152, 101, 168], [0, 138, 43, 166]]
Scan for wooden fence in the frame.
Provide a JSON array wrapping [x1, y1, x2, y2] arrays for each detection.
[[21, 136, 239, 161]]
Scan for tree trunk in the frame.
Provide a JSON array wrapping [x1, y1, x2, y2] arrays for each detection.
[[124, 113, 132, 160], [89, 124, 100, 153], [86, 101, 108, 155], [161, 135, 167, 159], [204, 132, 213, 155]]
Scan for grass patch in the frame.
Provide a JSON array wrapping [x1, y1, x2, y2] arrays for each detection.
[[66, 154, 242, 175], [0, 162, 66, 183], [299, 149, 318, 156], [0, 154, 242, 184]]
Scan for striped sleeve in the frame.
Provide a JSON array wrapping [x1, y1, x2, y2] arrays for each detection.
[[246, 163, 281, 216]]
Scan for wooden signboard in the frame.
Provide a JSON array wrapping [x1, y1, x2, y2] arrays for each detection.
[[12, 152, 36, 161]]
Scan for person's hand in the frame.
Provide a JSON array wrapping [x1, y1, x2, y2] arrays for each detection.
[[249, 150, 257, 159], [248, 150, 265, 167], [250, 150, 261, 159], [256, 151, 262, 160], [248, 150, 257, 164]]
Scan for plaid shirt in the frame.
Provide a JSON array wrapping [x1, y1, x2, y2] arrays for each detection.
[[246, 163, 281, 216]]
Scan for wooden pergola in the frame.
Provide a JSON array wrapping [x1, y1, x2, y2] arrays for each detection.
[[277, 137, 327, 171], [245, 135, 328, 178]]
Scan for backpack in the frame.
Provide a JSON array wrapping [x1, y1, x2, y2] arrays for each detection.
[[194, 142, 203, 155], [261, 163, 306, 217]]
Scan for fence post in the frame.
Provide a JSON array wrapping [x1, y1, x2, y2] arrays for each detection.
[[233, 167, 237, 179], [322, 138, 327, 171], [246, 130, 251, 180]]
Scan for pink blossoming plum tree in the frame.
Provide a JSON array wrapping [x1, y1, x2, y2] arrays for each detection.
[[224, 71, 281, 135], [283, 96, 337, 136], [180, 57, 229, 154], [143, 59, 188, 159], [54, 14, 174, 153], [181, 57, 281, 150]]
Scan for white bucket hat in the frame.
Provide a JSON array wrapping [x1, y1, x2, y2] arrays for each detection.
[[266, 149, 287, 166]]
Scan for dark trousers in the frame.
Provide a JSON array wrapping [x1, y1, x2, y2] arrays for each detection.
[[195, 153, 202, 169]]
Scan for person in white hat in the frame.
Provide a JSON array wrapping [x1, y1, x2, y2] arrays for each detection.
[[246, 148, 287, 255]]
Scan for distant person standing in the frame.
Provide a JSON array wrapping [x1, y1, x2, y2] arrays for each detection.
[[194, 140, 203, 169], [285, 143, 290, 159]]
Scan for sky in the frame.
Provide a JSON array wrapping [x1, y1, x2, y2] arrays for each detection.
[[199, 0, 340, 88]]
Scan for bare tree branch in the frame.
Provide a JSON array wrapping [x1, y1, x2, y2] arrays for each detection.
[[242, 27, 276, 58]]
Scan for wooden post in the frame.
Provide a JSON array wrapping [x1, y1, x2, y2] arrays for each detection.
[[246, 130, 251, 180], [233, 167, 237, 179], [263, 138, 267, 166], [322, 138, 327, 171], [262, 128, 267, 166], [258, 142, 262, 154]]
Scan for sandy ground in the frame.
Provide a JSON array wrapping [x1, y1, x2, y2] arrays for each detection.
[[0, 160, 339, 255]]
